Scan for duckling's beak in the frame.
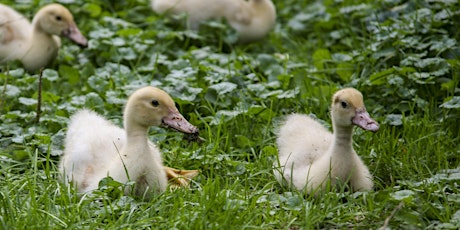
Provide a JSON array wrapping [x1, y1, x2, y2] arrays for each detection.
[[62, 23, 88, 48], [352, 110, 379, 132], [162, 110, 199, 134]]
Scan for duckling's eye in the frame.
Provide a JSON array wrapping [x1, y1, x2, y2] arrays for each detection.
[[55, 15, 62, 21], [341, 101, 348, 108], [151, 100, 159, 107]]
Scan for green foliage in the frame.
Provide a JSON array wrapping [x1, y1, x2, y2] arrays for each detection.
[[0, 0, 459, 229]]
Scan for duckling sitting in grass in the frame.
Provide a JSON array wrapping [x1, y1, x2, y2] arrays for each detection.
[[274, 88, 379, 195], [151, 0, 276, 43], [59, 86, 199, 198]]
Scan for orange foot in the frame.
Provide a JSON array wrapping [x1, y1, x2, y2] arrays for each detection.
[[164, 166, 199, 189]]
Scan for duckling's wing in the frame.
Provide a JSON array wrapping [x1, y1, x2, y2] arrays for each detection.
[[60, 109, 125, 192], [275, 114, 332, 186], [0, 4, 31, 63], [277, 114, 331, 163]]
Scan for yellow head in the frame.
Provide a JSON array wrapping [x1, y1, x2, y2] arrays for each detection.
[[331, 88, 379, 132], [34, 4, 87, 47], [124, 86, 198, 134]]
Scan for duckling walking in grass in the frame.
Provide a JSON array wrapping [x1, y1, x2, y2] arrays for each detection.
[[151, 0, 276, 43], [0, 3, 87, 72], [274, 88, 379, 194], [59, 87, 199, 198]]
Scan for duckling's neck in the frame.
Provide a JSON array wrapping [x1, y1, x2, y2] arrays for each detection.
[[124, 123, 150, 154], [31, 19, 47, 34], [30, 27, 54, 43], [330, 124, 354, 155]]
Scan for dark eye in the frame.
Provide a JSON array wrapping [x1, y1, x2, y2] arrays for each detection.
[[341, 101, 348, 108], [151, 100, 159, 107], [55, 15, 62, 21]]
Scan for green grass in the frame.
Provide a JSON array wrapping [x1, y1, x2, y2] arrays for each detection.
[[1, 0, 460, 229]]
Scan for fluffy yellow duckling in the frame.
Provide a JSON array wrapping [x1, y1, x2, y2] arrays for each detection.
[[151, 0, 276, 43], [274, 88, 379, 194], [0, 4, 87, 71], [60, 87, 199, 198]]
